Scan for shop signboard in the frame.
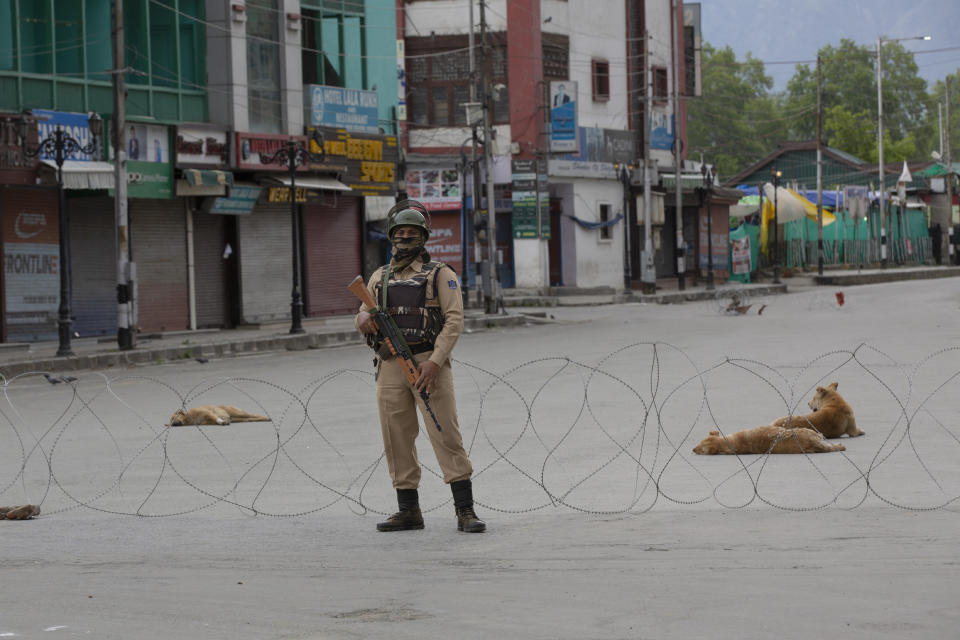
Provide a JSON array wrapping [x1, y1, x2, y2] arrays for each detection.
[[175, 125, 229, 168], [309, 126, 398, 197], [511, 159, 549, 239], [206, 185, 262, 215], [308, 85, 380, 134], [234, 132, 311, 172], [31, 109, 99, 162], [547, 127, 636, 179]]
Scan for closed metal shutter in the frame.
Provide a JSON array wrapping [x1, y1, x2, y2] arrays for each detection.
[[67, 195, 117, 338], [303, 195, 361, 316], [130, 199, 188, 333], [1, 189, 60, 341], [237, 203, 292, 324], [193, 211, 233, 328]]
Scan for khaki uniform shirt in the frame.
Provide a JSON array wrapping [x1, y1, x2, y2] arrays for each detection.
[[355, 259, 464, 366]]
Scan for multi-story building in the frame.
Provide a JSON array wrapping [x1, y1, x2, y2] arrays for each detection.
[[0, 0, 399, 343], [397, 0, 704, 295]]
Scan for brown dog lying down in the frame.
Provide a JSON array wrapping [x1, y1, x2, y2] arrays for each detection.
[[1, 504, 40, 520], [741, 382, 864, 439], [166, 405, 270, 426], [693, 426, 847, 455]]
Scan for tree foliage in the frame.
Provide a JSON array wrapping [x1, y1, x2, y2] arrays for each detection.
[[687, 37, 956, 178], [685, 43, 782, 178]]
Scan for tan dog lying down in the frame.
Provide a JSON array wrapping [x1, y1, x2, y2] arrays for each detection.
[[693, 426, 846, 455], [768, 382, 863, 438], [166, 405, 270, 426], [1, 504, 40, 520]]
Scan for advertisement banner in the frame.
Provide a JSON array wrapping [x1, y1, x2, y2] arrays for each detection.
[[405, 169, 461, 211], [549, 81, 578, 153], [175, 125, 229, 168], [31, 109, 99, 162], [309, 127, 398, 196], [308, 85, 380, 134], [126, 159, 173, 199], [3, 207, 59, 337], [423, 212, 463, 275], [650, 110, 674, 151]]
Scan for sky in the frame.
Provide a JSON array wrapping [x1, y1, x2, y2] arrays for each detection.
[[697, 0, 960, 92]]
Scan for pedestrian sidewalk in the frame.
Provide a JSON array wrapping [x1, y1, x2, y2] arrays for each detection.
[[1, 264, 957, 378]]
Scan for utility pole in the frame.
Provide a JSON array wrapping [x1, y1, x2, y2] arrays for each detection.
[[672, 0, 684, 290], [641, 28, 655, 294], [877, 37, 888, 268], [816, 55, 824, 275], [113, 0, 134, 349], [480, 0, 498, 314], [946, 75, 954, 265]]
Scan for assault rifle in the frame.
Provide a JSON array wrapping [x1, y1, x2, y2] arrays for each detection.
[[348, 275, 443, 432]]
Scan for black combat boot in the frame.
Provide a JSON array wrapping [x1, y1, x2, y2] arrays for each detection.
[[450, 479, 486, 533], [376, 488, 424, 532]]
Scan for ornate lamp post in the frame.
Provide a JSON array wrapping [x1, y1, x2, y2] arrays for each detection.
[[771, 169, 782, 284], [260, 131, 324, 334], [17, 112, 103, 356], [701, 164, 717, 290]]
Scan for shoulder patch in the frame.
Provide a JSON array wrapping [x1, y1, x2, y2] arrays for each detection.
[[447, 279, 458, 289]]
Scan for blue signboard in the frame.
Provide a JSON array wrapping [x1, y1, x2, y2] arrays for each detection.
[[308, 85, 380, 134], [650, 111, 674, 151], [549, 81, 578, 153], [207, 185, 262, 215], [31, 110, 99, 162]]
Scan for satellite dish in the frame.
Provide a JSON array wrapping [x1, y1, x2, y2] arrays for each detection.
[[931, 150, 942, 161]]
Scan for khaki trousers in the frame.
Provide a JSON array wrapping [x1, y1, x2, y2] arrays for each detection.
[[376, 351, 473, 489]]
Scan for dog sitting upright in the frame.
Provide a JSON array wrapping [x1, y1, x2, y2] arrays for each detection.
[[771, 381, 863, 439], [166, 405, 270, 427]]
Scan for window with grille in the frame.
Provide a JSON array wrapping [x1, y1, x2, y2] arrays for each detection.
[[652, 66, 668, 101], [599, 203, 612, 240], [406, 34, 509, 127], [592, 59, 609, 102]]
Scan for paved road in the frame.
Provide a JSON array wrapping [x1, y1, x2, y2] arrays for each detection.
[[2, 277, 959, 639]]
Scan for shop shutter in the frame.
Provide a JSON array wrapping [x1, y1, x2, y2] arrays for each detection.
[[67, 195, 117, 338], [193, 211, 233, 328], [303, 195, 362, 316], [237, 203, 292, 324], [130, 199, 189, 333]]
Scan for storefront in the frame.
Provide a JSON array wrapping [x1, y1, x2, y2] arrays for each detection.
[[175, 124, 237, 329]]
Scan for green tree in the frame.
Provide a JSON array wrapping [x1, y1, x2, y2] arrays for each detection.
[[686, 42, 785, 179], [785, 38, 929, 161], [923, 69, 960, 162]]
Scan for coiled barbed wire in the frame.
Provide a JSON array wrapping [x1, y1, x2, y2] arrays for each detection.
[[2, 343, 958, 519]]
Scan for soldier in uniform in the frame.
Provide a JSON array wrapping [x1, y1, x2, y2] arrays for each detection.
[[355, 201, 486, 533]]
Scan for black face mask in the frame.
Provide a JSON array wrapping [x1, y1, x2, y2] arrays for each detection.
[[390, 233, 429, 265]]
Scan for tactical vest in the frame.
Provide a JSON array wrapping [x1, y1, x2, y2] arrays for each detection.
[[370, 261, 447, 360]]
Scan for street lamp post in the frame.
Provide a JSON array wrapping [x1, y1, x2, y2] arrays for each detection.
[[260, 132, 324, 334], [17, 112, 103, 356], [771, 169, 782, 284], [701, 164, 717, 290], [877, 34, 930, 268]]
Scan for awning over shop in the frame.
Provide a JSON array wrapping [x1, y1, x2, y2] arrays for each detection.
[[40, 160, 115, 190], [183, 168, 234, 188], [266, 175, 351, 191]]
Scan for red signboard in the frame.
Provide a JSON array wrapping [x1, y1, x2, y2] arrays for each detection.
[[234, 132, 310, 171], [425, 211, 464, 276]]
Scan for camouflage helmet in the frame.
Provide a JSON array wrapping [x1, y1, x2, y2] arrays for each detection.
[[387, 199, 431, 241]]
